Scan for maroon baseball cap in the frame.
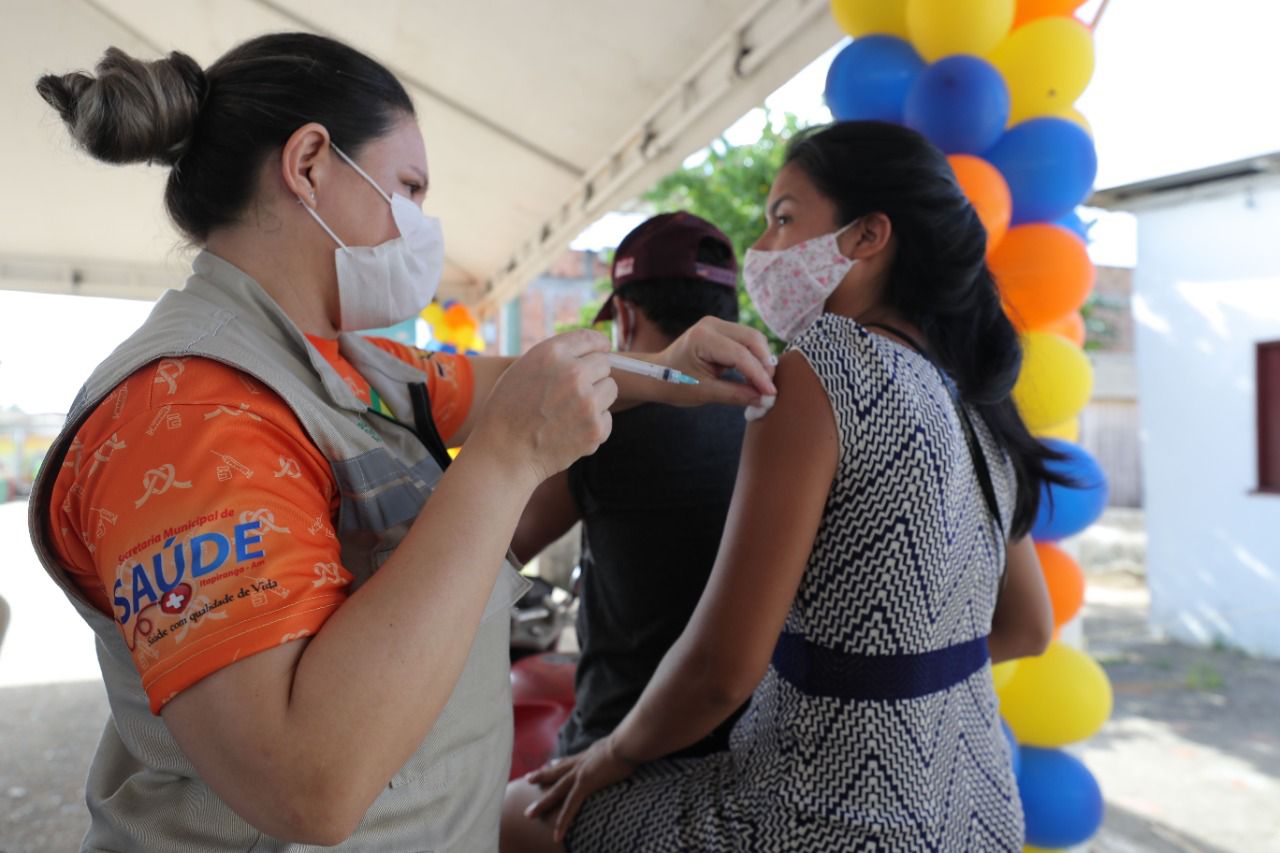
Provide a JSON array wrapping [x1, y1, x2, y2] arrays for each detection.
[[593, 212, 738, 323]]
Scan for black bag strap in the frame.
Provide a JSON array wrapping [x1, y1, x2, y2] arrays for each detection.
[[409, 381, 454, 472], [862, 323, 1004, 537]]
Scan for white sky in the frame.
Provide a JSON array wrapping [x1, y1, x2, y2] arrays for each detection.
[[3, 0, 1278, 414]]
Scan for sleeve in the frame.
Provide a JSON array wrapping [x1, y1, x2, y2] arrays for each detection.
[[49, 360, 352, 714], [366, 338, 475, 444]]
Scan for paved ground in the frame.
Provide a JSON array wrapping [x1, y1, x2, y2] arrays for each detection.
[[1, 501, 1276, 851], [1081, 574, 1280, 852]]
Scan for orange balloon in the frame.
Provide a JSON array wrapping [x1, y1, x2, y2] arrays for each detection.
[[1043, 312, 1086, 347], [1036, 542, 1085, 628], [990, 224, 1095, 330], [1013, 0, 1086, 28], [948, 155, 1012, 257], [445, 302, 478, 329]]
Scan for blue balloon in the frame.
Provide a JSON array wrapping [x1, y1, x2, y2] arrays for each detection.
[[824, 36, 926, 123], [1056, 209, 1095, 243], [439, 343, 458, 354], [1018, 747, 1104, 848], [1001, 718, 1020, 777], [984, 118, 1098, 225], [1032, 439, 1109, 541], [903, 55, 1009, 154]]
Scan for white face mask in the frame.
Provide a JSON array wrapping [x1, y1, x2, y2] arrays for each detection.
[[300, 144, 444, 331], [742, 222, 858, 341]]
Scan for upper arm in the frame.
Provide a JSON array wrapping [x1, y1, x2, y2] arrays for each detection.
[[990, 536, 1053, 662], [50, 358, 347, 713], [679, 350, 839, 697], [512, 470, 580, 564], [161, 638, 317, 838]]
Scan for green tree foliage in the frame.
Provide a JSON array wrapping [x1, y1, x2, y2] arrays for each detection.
[[641, 112, 802, 352], [562, 112, 805, 350]]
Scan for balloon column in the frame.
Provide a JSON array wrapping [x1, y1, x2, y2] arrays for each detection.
[[827, 1, 1111, 848], [420, 300, 486, 355]]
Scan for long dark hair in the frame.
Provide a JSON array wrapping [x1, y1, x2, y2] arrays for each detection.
[[785, 121, 1066, 538], [37, 33, 413, 243]]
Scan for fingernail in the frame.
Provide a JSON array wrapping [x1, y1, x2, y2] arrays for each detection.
[[767, 355, 779, 366]]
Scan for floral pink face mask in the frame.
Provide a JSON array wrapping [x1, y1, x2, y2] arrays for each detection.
[[742, 222, 858, 341]]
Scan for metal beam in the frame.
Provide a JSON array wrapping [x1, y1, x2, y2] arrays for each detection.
[[476, 0, 839, 313], [0, 254, 181, 302]]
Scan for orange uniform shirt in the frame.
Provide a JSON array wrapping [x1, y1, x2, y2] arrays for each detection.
[[48, 337, 473, 713]]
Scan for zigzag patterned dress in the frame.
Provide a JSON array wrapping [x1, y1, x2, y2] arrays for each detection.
[[565, 314, 1024, 852]]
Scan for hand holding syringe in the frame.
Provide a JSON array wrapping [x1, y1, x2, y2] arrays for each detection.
[[608, 352, 776, 420]]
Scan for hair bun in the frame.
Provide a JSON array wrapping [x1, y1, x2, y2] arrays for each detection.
[[36, 47, 207, 167]]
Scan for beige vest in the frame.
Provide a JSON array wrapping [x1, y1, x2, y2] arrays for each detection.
[[29, 251, 529, 852]]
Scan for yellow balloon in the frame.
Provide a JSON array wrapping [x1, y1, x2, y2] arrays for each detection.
[[468, 330, 486, 353], [435, 326, 466, 347], [1024, 847, 1064, 853], [1013, 331, 1093, 431], [830, 0, 909, 38], [989, 16, 1095, 124], [421, 302, 445, 327], [1034, 418, 1080, 443], [997, 641, 1113, 747], [992, 659, 1019, 691], [907, 0, 1014, 62], [1056, 105, 1093, 138]]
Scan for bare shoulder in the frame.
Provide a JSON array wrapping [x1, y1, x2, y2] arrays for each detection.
[[742, 350, 838, 476], [755, 350, 836, 441]]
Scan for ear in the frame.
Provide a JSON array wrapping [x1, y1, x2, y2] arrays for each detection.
[[280, 122, 333, 208], [838, 212, 893, 261], [613, 297, 632, 336]]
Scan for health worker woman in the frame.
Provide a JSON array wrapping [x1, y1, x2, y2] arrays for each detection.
[[28, 33, 774, 851]]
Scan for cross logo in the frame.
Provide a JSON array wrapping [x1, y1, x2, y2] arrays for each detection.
[[160, 582, 193, 615]]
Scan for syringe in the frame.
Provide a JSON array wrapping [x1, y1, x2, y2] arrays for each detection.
[[608, 354, 699, 385]]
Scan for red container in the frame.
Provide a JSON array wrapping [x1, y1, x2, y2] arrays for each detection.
[[510, 700, 570, 781]]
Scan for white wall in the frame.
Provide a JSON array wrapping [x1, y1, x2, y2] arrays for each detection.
[[1131, 176, 1280, 657]]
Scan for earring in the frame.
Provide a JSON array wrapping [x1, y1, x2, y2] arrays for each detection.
[[309, 190, 317, 204]]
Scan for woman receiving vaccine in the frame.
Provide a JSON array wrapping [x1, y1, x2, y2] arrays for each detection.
[[507, 121, 1060, 852]]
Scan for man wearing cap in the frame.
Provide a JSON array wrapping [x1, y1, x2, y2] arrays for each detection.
[[513, 212, 748, 760]]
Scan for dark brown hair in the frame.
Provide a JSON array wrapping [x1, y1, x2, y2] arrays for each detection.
[[37, 33, 414, 243], [785, 121, 1068, 537]]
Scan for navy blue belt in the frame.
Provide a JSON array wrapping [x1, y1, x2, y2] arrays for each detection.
[[771, 632, 989, 701]]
